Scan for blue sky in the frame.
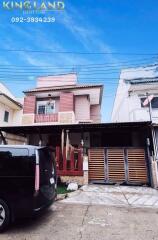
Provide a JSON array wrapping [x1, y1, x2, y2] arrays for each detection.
[[0, 0, 158, 121]]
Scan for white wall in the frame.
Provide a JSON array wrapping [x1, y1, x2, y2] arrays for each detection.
[[112, 65, 158, 123], [128, 94, 151, 121], [0, 102, 14, 125], [12, 109, 23, 125], [0, 83, 16, 100], [0, 102, 23, 126], [0, 101, 23, 126], [112, 87, 155, 122], [111, 71, 131, 122], [0, 84, 23, 126]]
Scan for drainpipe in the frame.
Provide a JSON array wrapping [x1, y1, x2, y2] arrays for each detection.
[[146, 137, 153, 187], [146, 92, 152, 122], [150, 124, 158, 188], [151, 125, 158, 160]]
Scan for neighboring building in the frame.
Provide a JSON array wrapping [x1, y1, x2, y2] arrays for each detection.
[[22, 73, 103, 125], [111, 65, 158, 123], [111, 65, 158, 188], [0, 83, 26, 144]]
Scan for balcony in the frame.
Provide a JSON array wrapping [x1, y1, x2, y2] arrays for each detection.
[[130, 108, 158, 123], [35, 113, 58, 123]]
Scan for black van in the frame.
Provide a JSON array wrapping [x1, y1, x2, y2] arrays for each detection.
[[0, 145, 57, 231]]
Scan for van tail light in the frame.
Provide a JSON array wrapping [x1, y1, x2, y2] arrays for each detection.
[[35, 164, 40, 192], [35, 150, 40, 194]]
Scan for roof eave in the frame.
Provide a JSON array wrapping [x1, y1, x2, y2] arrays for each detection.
[[0, 93, 22, 109], [23, 84, 104, 94]]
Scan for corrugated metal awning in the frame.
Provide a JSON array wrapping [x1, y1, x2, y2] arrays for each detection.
[[0, 121, 151, 136]]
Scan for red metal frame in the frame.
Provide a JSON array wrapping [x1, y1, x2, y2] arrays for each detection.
[[56, 146, 83, 176]]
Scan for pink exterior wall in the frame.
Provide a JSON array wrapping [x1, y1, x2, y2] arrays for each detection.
[[37, 73, 77, 88], [90, 105, 101, 123], [75, 96, 90, 121], [23, 96, 36, 114], [59, 92, 74, 112], [54, 98, 59, 113]]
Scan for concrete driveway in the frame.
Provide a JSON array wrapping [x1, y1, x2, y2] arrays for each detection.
[[62, 185, 158, 208], [2, 185, 158, 239], [2, 202, 158, 240]]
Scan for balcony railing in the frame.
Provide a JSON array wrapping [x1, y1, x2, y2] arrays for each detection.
[[130, 108, 158, 123], [35, 113, 58, 123]]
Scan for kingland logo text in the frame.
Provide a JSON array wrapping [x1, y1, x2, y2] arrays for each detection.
[[2, 1, 65, 10]]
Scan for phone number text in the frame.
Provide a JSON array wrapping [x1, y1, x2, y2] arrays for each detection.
[[11, 17, 56, 23]]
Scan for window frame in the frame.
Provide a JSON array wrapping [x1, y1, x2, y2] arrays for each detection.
[[4, 110, 9, 122], [140, 97, 148, 108], [37, 100, 55, 115], [150, 97, 158, 109], [140, 96, 158, 109]]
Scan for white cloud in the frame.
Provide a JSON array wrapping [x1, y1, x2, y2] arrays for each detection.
[[58, 5, 117, 63]]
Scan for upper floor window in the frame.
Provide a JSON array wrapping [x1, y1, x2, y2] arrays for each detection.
[[37, 101, 55, 114], [141, 97, 158, 109], [38, 105, 45, 114], [4, 111, 9, 122]]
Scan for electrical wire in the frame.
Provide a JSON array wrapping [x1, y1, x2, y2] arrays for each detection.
[[0, 48, 158, 55], [0, 57, 157, 69]]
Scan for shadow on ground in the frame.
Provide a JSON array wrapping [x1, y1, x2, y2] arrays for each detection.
[[5, 207, 54, 234]]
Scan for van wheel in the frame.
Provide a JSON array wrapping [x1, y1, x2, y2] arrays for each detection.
[[0, 199, 10, 232]]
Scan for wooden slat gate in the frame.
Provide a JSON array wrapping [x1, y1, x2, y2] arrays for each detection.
[[88, 148, 149, 185], [88, 148, 105, 182]]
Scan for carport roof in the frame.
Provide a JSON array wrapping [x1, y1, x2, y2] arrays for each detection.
[[0, 121, 151, 136]]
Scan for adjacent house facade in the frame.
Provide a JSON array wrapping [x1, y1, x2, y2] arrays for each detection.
[[111, 65, 158, 188], [112, 65, 158, 123], [0, 83, 25, 144]]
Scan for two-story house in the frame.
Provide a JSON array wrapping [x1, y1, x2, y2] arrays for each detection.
[[22, 73, 103, 126], [22, 72, 103, 148], [20, 73, 103, 184], [0, 83, 25, 144]]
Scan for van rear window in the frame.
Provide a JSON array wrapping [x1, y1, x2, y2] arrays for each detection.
[[0, 148, 35, 176]]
